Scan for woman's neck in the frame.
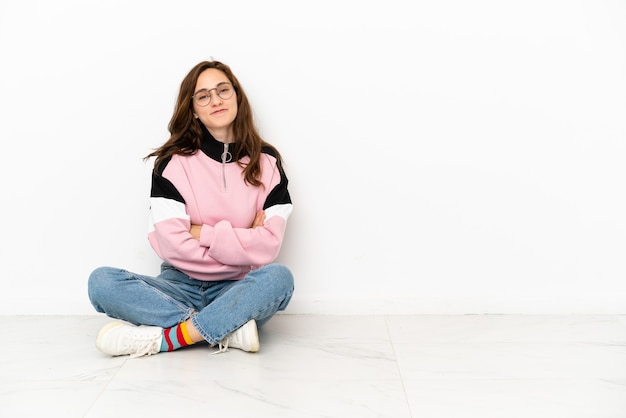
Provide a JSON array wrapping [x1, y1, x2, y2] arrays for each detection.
[[208, 127, 234, 144]]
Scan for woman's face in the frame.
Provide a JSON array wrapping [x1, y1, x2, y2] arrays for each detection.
[[192, 68, 238, 141]]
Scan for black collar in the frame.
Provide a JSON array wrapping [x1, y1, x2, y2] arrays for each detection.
[[199, 123, 235, 163]]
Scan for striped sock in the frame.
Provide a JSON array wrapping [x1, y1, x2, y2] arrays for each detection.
[[160, 321, 195, 352]]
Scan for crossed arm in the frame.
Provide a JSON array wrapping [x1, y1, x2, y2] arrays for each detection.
[[188, 210, 266, 240]]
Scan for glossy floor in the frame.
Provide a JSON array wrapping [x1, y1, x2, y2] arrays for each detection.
[[1, 314, 625, 417]]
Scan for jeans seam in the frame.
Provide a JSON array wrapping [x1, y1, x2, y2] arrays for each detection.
[[136, 279, 195, 326]]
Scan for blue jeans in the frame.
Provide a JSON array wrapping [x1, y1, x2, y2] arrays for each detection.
[[88, 262, 294, 345]]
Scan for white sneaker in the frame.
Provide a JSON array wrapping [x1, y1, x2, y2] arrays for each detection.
[[214, 320, 259, 354], [96, 321, 163, 358]]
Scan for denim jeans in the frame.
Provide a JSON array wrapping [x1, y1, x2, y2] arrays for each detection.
[[88, 262, 294, 346]]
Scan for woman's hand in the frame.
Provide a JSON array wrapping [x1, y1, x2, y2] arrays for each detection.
[[251, 211, 266, 228], [189, 224, 202, 240]]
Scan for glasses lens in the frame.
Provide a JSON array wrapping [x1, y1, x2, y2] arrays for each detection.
[[216, 83, 234, 101], [194, 90, 211, 106]]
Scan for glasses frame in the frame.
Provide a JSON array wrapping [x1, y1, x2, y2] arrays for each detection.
[[192, 82, 236, 107]]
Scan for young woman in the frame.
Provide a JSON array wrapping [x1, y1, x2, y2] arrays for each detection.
[[88, 60, 294, 357]]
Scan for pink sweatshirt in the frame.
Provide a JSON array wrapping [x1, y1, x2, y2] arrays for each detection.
[[147, 126, 292, 281]]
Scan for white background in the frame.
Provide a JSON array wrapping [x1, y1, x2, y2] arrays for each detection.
[[0, 0, 624, 315]]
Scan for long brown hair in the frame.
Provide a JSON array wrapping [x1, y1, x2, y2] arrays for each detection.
[[144, 60, 281, 186]]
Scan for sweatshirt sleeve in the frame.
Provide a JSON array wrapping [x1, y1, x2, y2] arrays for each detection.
[[199, 154, 293, 266]]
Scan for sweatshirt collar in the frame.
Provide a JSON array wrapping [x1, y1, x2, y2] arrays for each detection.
[[199, 123, 234, 163]]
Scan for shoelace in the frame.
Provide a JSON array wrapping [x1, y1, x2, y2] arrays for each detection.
[[211, 327, 243, 355], [128, 335, 161, 359], [211, 337, 231, 355]]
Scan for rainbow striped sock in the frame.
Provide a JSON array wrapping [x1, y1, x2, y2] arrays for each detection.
[[160, 322, 195, 352]]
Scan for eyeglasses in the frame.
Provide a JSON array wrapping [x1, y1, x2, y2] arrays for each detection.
[[192, 82, 235, 107]]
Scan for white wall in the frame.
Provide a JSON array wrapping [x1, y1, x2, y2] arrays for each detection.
[[0, 0, 624, 315]]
